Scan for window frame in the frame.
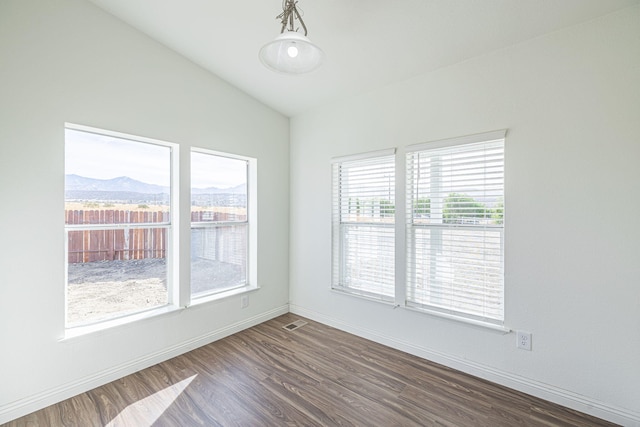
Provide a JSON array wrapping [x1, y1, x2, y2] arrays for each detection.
[[189, 147, 256, 301], [331, 131, 508, 332], [331, 148, 397, 302], [64, 123, 179, 330], [405, 130, 506, 327], [63, 124, 258, 338]]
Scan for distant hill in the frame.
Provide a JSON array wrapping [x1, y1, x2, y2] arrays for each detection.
[[65, 175, 246, 207], [65, 174, 169, 194], [191, 183, 246, 195]]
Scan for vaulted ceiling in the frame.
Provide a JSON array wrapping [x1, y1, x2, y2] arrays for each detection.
[[88, 0, 639, 117]]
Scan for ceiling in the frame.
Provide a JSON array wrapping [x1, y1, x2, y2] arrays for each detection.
[[88, 0, 638, 117]]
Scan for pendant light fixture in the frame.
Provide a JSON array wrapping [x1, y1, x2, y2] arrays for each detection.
[[259, 0, 324, 74]]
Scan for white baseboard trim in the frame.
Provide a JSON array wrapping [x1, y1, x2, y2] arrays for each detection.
[[290, 304, 640, 427], [0, 305, 289, 425]]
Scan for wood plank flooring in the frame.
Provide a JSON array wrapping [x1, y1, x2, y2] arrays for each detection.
[[4, 313, 618, 426]]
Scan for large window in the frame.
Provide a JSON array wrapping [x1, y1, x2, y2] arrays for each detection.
[[406, 131, 505, 324], [331, 132, 506, 327], [191, 150, 249, 298], [65, 124, 257, 331], [331, 150, 396, 301], [65, 126, 174, 327]]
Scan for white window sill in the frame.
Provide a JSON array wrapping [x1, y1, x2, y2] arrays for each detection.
[[61, 304, 184, 341], [189, 284, 259, 307], [403, 305, 511, 334], [330, 287, 396, 306], [331, 288, 510, 334], [61, 285, 260, 341]]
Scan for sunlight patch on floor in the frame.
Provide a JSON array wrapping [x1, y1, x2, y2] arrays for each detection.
[[105, 374, 196, 426]]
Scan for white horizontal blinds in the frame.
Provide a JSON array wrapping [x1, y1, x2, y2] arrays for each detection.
[[332, 150, 395, 301], [406, 133, 505, 323]]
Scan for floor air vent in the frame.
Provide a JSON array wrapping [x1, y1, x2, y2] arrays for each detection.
[[283, 320, 307, 331]]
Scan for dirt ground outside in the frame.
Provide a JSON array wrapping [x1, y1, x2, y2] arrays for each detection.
[[67, 258, 243, 326]]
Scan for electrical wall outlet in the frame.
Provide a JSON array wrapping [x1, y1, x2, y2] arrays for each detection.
[[516, 331, 532, 351], [240, 295, 249, 309]]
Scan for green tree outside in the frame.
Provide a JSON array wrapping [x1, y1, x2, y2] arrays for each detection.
[[443, 193, 488, 224], [380, 199, 395, 217], [413, 197, 431, 216], [491, 197, 504, 225]]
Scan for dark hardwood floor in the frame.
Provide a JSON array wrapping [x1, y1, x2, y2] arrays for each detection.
[[5, 313, 617, 426]]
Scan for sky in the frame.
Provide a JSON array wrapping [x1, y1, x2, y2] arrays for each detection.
[[191, 151, 246, 189], [65, 128, 246, 189]]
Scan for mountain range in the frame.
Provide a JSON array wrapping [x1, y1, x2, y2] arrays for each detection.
[[65, 174, 246, 194], [65, 174, 246, 206]]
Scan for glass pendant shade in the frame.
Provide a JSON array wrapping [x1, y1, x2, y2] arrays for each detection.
[[259, 31, 324, 74]]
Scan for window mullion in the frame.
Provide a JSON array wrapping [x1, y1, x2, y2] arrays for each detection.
[[394, 146, 406, 307], [175, 141, 190, 308]]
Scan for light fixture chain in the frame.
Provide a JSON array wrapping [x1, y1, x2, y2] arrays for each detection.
[[292, 5, 308, 36], [276, 0, 308, 36]]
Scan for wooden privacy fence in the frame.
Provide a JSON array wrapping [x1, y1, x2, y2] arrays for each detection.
[[66, 209, 246, 263], [190, 211, 246, 222], [66, 210, 169, 264]]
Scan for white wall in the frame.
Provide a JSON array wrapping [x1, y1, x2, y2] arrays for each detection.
[[0, 0, 289, 422], [290, 5, 640, 425]]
